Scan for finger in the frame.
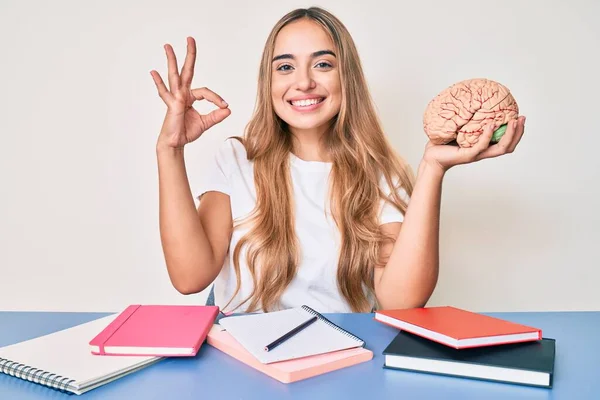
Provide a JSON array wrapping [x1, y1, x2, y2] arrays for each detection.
[[462, 122, 494, 163], [180, 37, 196, 89], [452, 124, 492, 165], [149, 70, 173, 102], [164, 44, 181, 92], [191, 87, 229, 108], [506, 116, 526, 153], [202, 108, 232, 131], [475, 122, 495, 153], [475, 118, 518, 160]]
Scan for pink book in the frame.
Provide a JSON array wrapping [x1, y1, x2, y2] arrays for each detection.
[[206, 324, 373, 383], [89, 305, 219, 357]]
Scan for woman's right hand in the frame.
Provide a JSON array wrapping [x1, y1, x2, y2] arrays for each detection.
[[150, 37, 231, 150]]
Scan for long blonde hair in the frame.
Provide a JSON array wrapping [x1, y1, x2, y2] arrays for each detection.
[[226, 7, 415, 313]]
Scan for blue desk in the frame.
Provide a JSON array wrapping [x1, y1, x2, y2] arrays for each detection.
[[0, 311, 597, 399]]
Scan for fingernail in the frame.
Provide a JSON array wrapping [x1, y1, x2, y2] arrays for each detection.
[[222, 100, 228, 106]]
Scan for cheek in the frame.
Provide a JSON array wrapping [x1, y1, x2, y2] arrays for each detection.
[[320, 74, 341, 101], [272, 83, 288, 107], [330, 76, 342, 96], [271, 76, 287, 99], [270, 81, 288, 116], [326, 78, 342, 109]]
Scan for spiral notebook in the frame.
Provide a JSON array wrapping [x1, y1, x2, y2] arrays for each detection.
[[218, 305, 365, 364], [0, 315, 161, 395], [207, 324, 373, 383]]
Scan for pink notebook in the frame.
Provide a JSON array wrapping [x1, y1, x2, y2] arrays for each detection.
[[89, 305, 219, 357], [207, 324, 373, 383]]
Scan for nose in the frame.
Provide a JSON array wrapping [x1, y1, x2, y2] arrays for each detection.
[[295, 67, 316, 91]]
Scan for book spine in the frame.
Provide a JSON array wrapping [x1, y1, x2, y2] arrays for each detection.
[[0, 357, 76, 393], [301, 305, 366, 346], [91, 304, 141, 354], [192, 307, 220, 352]]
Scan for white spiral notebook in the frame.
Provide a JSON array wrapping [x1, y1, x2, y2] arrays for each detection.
[[0, 314, 162, 395], [218, 305, 365, 364]]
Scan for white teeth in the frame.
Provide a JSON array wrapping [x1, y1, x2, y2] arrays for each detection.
[[291, 98, 324, 107]]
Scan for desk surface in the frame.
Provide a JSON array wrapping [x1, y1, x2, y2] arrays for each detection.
[[0, 310, 597, 399]]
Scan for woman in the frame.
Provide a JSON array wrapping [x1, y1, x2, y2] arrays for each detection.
[[150, 7, 525, 314]]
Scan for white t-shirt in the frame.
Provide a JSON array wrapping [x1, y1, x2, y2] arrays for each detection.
[[195, 138, 407, 313]]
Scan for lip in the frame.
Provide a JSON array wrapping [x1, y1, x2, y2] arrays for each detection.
[[287, 96, 327, 113], [287, 95, 326, 102]]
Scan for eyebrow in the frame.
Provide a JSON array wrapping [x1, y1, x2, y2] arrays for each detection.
[[272, 49, 336, 62]]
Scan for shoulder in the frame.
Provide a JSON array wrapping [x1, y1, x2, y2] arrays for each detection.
[[196, 137, 250, 199], [211, 136, 251, 171], [215, 136, 248, 160], [377, 171, 410, 224], [378, 172, 410, 202]]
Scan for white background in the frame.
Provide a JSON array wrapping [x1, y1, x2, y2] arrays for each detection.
[[1, 0, 598, 312]]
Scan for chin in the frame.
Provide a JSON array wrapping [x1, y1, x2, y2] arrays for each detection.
[[284, 117, 332, 131], [275, 103, 339, 132]]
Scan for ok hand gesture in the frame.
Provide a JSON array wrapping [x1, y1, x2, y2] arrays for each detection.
[[150, 37, 231, 149]]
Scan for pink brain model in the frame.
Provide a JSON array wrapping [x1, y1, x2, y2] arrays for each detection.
[[422, 78, 520, 148]]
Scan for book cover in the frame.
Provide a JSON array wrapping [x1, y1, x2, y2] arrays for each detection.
[[217, 305, 365, 364], [382, 330, 555, 388], [207, 324, 373, 383], [0, 315, 161, 395], [375, 306, 541, 348], [89, 305, 219, 357]]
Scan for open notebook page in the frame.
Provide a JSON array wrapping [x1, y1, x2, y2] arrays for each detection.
[[0, 314, 161, 394], [218, 306, 364, 364]]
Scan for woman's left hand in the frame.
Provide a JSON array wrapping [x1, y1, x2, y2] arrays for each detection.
[[422, 116, 526, 173]]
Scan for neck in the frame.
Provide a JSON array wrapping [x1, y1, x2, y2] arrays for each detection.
[[289, 124, 331, 162]]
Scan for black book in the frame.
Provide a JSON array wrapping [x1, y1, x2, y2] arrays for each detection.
[[382, 330, 555, 388]]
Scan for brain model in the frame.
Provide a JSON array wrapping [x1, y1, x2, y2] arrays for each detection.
[[423, 78, 519, 148]]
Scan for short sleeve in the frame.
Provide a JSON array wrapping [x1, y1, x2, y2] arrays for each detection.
[[378, 175, 409, 225], [195, 139, 234, 200]]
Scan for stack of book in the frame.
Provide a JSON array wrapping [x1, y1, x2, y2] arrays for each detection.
[[206, 304, 373, 383], [374, 306, 556, 388], [0, 305, 221, 395]]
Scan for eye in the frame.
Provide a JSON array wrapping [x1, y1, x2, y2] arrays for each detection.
[[276, 64, 293, 71], [315, 62, 333, 69]]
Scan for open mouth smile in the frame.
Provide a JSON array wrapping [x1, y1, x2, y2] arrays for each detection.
[[288, 97, 326, 112]]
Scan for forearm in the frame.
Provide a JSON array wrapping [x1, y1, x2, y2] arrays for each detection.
[[157, 145, 216, 294], [375, 160, 445, 309]]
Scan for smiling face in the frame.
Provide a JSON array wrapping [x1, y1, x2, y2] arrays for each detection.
[[270, 18, 342, 136]]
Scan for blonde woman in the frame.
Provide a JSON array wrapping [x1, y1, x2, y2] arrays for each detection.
[[150, 7, 526, 314]]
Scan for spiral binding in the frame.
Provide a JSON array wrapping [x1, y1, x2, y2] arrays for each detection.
[[301, 305, 366, 346], [0, 357, 75, 393]]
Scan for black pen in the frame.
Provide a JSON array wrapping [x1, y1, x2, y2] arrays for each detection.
[[263, 316, 318, 352]]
